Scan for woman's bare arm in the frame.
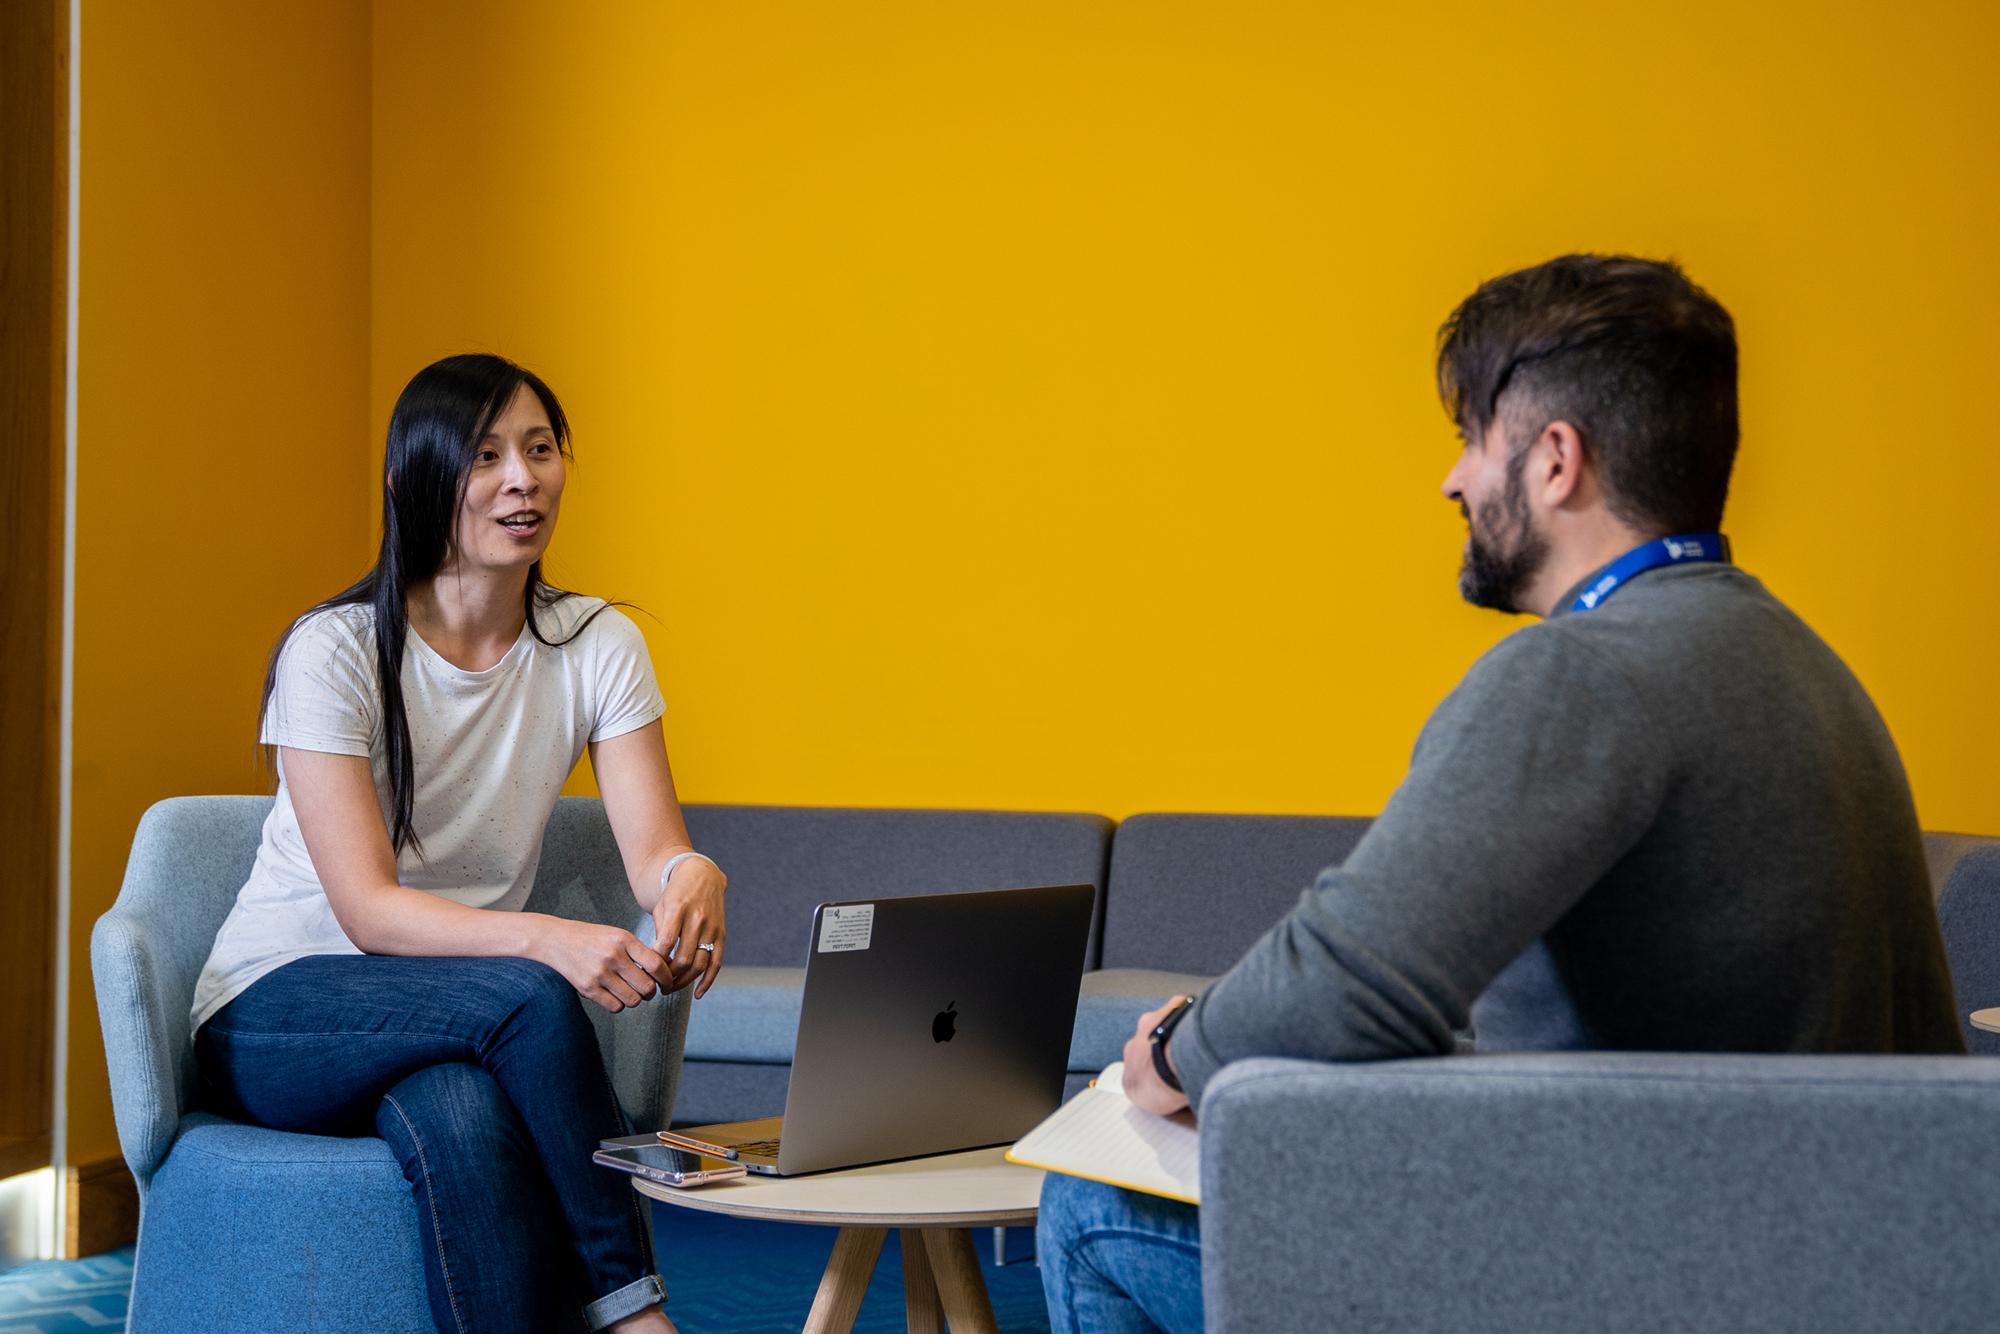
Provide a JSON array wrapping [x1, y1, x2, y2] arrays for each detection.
[[282, 745, 669, 1011], [588, 721, 729, 998]]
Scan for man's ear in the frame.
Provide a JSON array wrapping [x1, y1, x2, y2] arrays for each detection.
[[1534, 420, 1588, 508]]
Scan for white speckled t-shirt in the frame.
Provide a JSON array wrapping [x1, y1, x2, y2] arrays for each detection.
[[190, 591, 665, 1030]]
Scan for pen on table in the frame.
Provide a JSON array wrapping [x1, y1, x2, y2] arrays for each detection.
[[656, 1130, 739, 1160]]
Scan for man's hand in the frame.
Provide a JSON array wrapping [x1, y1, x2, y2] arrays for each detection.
[[1121, 996, 1193, 1118]]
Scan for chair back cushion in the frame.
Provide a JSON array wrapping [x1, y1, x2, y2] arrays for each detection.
[[1926, 833, 2000, 1053], [1201, 1052, 2000, 1333], [679, 804, 1113, 966], [1101, 813, 1370, 973]]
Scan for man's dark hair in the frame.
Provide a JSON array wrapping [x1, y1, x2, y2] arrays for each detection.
[[1436, 254, 1739, 533]]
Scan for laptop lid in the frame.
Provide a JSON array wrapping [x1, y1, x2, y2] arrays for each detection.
[[767, 882, 1094, 1176]]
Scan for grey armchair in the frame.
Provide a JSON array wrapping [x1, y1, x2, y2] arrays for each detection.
[[1201, 1051, 2000, 1333], [91, 795, 689, 1332]]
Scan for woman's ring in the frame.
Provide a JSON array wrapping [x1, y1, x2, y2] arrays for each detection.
[[697, 942, 716, 952]]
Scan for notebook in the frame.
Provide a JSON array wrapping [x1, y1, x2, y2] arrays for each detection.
[[1006, 1060, 1201, 1204]]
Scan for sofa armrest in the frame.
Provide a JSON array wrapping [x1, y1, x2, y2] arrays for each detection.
[[91, 797, 272, 1191], [1199, 1053, 2000, 1334], [89, 908, 183, 1189], [599, 975, 693, 1131]]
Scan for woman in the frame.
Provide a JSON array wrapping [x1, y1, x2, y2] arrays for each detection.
[[190, 354, 723, 1334]]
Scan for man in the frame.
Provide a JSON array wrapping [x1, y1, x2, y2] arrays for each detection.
[[1037, 254, 1963, 1333]]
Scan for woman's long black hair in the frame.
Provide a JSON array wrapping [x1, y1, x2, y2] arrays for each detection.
[[260, 353, 610, 858]]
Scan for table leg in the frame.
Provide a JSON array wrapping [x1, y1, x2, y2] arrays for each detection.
[[920, 1227, 1001, 1334], [900, 1228, 945, 1334], [803, 1226, 888, 1334]]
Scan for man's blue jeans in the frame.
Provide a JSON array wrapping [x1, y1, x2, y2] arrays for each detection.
[[1038, 1173, 1205, 1333], [196, 954, 665, 1333]]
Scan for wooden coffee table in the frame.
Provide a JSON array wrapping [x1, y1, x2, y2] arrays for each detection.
[[629, 1144, 1041, 1333], [1969, 1007, 2000, 1034]]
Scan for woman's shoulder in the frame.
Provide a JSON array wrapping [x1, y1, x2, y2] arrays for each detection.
[[283, 601, 377, 659], [533, 587, 644, 645]]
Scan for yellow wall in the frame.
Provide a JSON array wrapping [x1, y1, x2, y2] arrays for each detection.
[[370, 0, 1998, 833], [71, 1, 372, 1163]]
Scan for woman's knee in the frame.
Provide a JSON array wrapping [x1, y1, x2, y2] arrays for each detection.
[[376, 1063, 531, 1176], [474, 957, 593, 1037]]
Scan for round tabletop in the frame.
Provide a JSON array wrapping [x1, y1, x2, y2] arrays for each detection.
[[630, 1145, 1043, 1228], [1969, 1008, 2000, 1035]]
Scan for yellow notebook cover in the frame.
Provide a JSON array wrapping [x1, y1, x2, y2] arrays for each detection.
[[1006, 1061, 1200, 1205]]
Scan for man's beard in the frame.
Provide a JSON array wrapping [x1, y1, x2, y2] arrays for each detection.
[[1458, 455, 1548, 613]]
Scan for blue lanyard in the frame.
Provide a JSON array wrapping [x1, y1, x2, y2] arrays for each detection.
[[1571, 533, 1730, 613]]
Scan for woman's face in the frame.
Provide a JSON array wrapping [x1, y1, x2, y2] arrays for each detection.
[[448, 380, 567, 577]]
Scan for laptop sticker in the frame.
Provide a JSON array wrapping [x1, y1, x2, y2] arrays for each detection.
[[819, 903, 876, 953]]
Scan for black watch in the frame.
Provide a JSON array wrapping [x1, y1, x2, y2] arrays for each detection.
[[1150, 995, 1197, 1094]]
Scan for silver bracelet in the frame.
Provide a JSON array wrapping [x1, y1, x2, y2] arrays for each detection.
[[658, 850, 719, 897]]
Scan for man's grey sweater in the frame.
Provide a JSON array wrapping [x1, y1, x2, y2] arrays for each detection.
[[1171, 561, 1964, 1107]]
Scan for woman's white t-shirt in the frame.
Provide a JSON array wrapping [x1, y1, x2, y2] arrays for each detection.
[[190, 593, 665, 1030]]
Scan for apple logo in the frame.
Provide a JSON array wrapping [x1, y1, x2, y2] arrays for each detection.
[[932, 1001, 957, 1043]]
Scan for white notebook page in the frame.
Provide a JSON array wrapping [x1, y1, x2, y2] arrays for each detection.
[[1007, 1061, 1201, 1204]]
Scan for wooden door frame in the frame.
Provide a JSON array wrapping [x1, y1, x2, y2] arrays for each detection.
[[0, 0, 68, 1194]]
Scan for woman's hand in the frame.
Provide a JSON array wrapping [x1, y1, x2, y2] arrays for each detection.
[[588, 721, 729, 997], [652, 857, 728, 998], [535, 917, 671, 1013]]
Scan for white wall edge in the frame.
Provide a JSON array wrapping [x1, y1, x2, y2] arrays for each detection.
[[49, 0, 82, 1261]]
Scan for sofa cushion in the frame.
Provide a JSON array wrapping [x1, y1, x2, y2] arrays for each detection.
[[682, 966, 808, 1063], [681, 805, 1112, 966], [1101, 813, 1370, 973], [1929, 837, 2000, 1054], [1068, 968, 1213, 1073]]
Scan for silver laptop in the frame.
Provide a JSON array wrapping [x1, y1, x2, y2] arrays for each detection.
[[690, 883, 1094, 1176]]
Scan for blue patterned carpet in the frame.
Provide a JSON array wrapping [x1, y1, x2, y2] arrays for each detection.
[[657, 1206, 1050, 1332], [0, 1209, 1050, 1333], [0, 1248, 133, 1333]]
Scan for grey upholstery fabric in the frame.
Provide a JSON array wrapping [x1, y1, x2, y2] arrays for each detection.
[[683, 967, 806, 1063], [526, 797, 693, 1128], [1924, 833, 2000, 1055], [1201, 1053, 2000, 1334], [92, 796, 270, 1188], [1062, 814, 1371, 1084], [671, 1061, 795, 1127], [680, 803, 1113, 965], [1100, 813, 1370, 972], [1069, 967, 1212, 1072]]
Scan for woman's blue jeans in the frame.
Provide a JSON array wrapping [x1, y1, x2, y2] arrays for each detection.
[[1037, 1173, 1205, 1332], [195, 954, 665, 1333]]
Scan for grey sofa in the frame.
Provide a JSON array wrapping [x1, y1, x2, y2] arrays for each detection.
[[1061, 813, 1371, 1096], [672, 803, 1113, 1124], [92, 795, 690, 1332], [674, 808, 1379, 1110], [1193, 834, 2000, 1332]]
